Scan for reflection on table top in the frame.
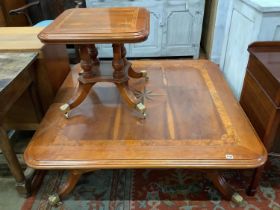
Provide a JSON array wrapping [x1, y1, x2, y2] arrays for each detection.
[[24, 60, 267, 170]]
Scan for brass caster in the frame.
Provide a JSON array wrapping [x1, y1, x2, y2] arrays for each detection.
[[141, 70, 149, 81], [231, 192, 244, 206], [48, 193, 62, 207], [136, 103, 147, 118], [136, 103, 146, 114], [60, 103, 70, 119]]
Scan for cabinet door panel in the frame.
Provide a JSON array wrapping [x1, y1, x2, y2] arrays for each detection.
[[130, 6, 163, 57], [167, 11, 193, 46], [223, 9, 255, 98], [127, 0, 163, 57], [96, 44, 113, 58], [164, 0, 205, 57]]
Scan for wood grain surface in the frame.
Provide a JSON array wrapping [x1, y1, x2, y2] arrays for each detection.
[[38, 7, 150, 44], [24, 60, 267, 170]]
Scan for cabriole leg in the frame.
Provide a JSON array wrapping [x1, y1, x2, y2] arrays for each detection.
[[121, 44, 148, 80], [60, 44, 96, 118], [206, 171, 244, 205], [48, 170, 84, 206]]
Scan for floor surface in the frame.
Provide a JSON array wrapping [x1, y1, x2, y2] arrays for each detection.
[[0, 177, 26, 210]]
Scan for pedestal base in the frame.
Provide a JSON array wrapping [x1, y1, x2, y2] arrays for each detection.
[[60, 44, 148, 118]]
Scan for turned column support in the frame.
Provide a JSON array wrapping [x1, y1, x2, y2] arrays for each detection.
[[61, 43, 147, 119], [112, 44, 125, 79], [79, 45, 93, 73], [89, 44, 100, 65], [121, 44, 128, 65], [60, 45, 97, 118]]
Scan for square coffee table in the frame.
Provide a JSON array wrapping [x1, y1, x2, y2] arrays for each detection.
[[24, 60, 267, 205]]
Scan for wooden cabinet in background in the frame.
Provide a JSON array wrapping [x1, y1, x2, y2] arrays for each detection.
[[0, 4, 6, 26], [240, 42, 280, 154], [0, 0, 28, 26]]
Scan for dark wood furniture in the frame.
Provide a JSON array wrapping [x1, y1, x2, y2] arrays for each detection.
[[0, 27, 70, 114], [38, 7, 150, 118], [0, 0, 28, 26], [240, 41, 280, 195], [0, 28, 69, 197], [24, 60, 267, 205], [26, 0, 86, 21], [9, 0, 84, 26], [0, 52, 42, 196]]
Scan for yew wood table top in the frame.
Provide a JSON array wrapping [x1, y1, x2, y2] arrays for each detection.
[[24, 60, 267, 170], [38, 7, 150, 44]]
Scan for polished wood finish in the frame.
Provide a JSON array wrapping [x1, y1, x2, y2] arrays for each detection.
[[206, 171, 235, 200], [38, 8, 149, 116], [38, 8, 150, 44], [0, 52, 42, 196], [25, 60, 267, 200], [58, 170, 83, 198], [240, 41, 280, 153], [240, 41, 280, 196]]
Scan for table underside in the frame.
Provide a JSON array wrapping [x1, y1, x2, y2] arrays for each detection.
[[24, 60, 266, 169]]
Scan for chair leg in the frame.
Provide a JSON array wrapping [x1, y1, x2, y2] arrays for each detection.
[[0, 127, 30, 196]]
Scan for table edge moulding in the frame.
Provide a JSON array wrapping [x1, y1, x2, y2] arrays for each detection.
[[24, 59, 267, 206], [37, 7, 150, 118], [37, 8, 150, 44]]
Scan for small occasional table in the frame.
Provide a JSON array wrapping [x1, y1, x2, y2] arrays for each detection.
[[24, 60, 267, 205], [38, 7, 150, 118], [0, 52, 43, 196]]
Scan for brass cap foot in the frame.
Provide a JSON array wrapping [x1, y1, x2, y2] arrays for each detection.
[[136, 103, 146, 113], [231, 193, 244, 205], [140, 70, 149, 81], [48, 193, 62, 206], [60, 104, 70, 119]]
